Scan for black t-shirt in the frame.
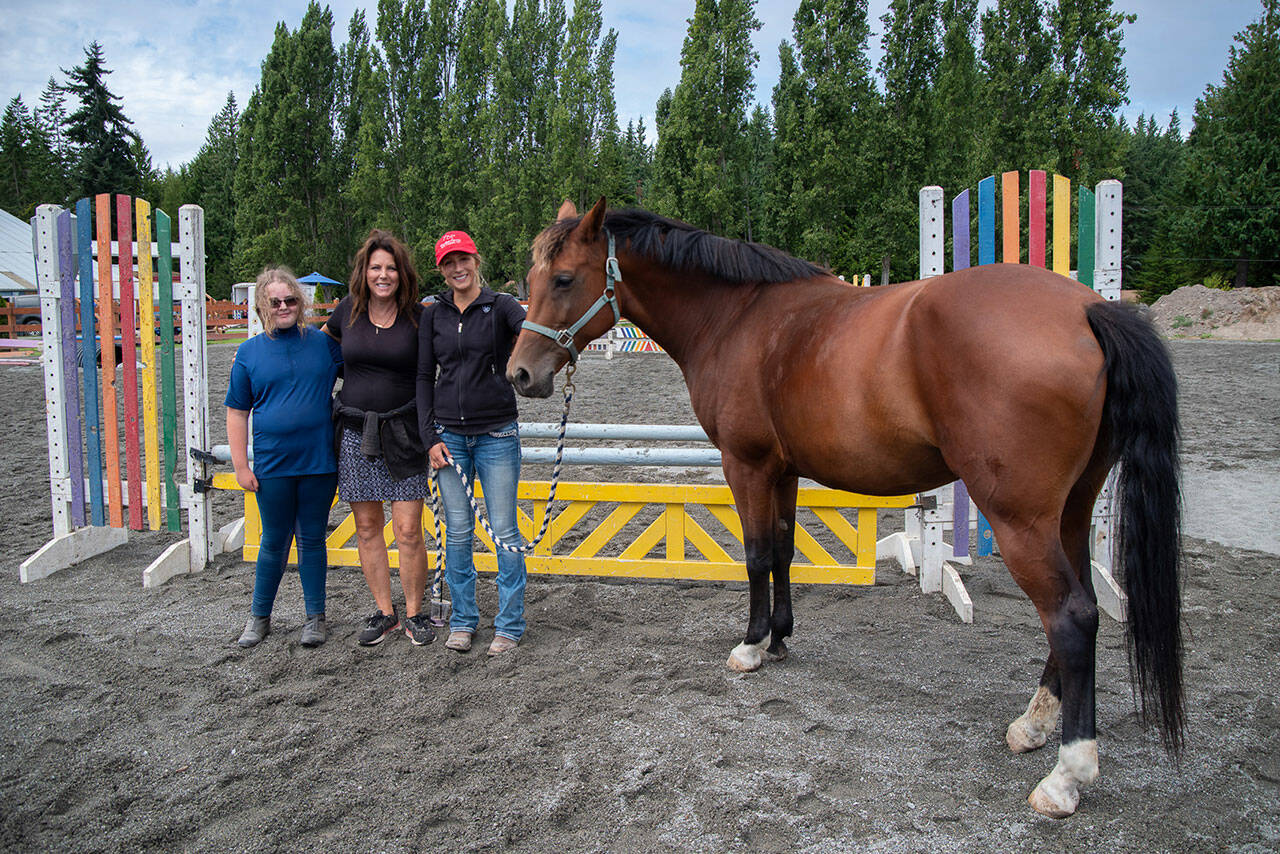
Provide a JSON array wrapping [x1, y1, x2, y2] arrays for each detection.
[[326, 296, 423, 413]]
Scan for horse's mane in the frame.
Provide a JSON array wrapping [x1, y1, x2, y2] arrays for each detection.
[[533, 207, 828, 285]]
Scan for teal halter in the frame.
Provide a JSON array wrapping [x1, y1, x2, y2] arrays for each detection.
[[521, 230, 622, 363]]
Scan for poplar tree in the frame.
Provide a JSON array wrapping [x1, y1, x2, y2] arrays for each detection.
[[651, 0, 761, 236], [932, 0, 984, 194], [1047, 0, 1134, 184], [436, 0, 505, 236], [488, 0, 565, 285], [1173, 0, 1280, 287], [769, 0, 877, 274], [980, 0, 1057, 173], [234, 3, 345, 277], [878, 0, 942, 278]]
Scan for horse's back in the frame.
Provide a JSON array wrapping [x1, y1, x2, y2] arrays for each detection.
[[729, 265, 1109, 497]]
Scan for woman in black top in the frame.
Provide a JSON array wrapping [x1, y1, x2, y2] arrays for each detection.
[[322, 229, 433, 648]]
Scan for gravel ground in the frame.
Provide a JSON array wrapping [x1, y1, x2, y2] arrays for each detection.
[[0, 337, 1276, 853]]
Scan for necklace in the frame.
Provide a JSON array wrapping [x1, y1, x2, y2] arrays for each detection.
[[369, 303, 396, 332]]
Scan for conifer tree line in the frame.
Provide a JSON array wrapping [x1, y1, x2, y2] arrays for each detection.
[[2, 0, 1277, 299]]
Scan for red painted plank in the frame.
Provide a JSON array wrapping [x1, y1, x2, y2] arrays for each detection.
[[1029, 170, 1047, 268], [96, 194, 122, 527]]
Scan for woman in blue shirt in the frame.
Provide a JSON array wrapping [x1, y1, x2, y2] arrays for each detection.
[[227, 268, 343, 648]]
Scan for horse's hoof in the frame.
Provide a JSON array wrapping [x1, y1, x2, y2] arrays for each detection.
[[727, 642, 763, 672], [1007, 718, 1048, 753], [764, 640, 788, 662], [1027, 741, 1097, 818], [1028, 778, 1078, 818], [1007, 686, 1060, 753]]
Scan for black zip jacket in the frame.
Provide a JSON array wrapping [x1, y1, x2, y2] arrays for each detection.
[[416, 286, 525, 445]]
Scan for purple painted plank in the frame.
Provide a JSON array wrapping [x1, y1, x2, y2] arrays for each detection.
[[953, 480, 970, 558], [951, 190, 971, 272], [56, 210, 85, 527]]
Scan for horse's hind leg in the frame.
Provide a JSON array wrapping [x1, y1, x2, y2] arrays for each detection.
[[1007, 475, 1103, 755], [990, 498, 1101, 818]]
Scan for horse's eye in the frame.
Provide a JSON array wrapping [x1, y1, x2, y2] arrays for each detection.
[[553, 273, 574, 289]]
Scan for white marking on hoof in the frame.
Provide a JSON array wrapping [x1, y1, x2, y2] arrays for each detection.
[[763, 640, 788, 662], [727, 640, 765, 672], [1028, 740, 1099, 819], [1007, 686, 1062, 753]]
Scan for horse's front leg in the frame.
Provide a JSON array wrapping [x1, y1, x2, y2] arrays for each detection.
[[722, 458, 789, 672], [765, 475, 798, 662], [726, 526, 775, 672]]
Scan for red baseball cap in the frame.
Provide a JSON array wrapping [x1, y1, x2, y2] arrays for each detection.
[[435, 230, 478, 265]]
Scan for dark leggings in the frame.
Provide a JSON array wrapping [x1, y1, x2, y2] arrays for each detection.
[[251, 472, 338, 617]]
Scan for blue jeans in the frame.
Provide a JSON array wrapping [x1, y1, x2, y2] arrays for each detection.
[[435, 423, 526, 640], [252, 472, 337, 617]]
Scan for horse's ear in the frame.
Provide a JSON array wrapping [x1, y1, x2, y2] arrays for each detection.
[[556, 199, 578, 221], [578, 197, 607, 241]]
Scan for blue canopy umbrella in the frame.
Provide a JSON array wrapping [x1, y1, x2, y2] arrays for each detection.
[[298, 272, 343, 286]]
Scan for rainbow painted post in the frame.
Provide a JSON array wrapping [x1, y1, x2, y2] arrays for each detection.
[[21, 198, 220, 587]]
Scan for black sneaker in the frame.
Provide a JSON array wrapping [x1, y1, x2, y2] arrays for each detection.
[[403, 613, 437, 646], [357, 608, 399, 646]]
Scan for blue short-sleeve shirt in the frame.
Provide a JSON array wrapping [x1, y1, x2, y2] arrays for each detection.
[[224, 325, 343, 479]]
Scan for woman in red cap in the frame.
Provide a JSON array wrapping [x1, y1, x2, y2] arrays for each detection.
[[416, 230, 527, 656]]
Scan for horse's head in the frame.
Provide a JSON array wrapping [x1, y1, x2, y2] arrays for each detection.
[[507, 197, 619, 398]]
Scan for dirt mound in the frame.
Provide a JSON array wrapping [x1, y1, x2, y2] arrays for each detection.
[[1150, 284, 1280, 340]]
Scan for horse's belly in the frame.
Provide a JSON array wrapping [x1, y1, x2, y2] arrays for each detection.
[[788, 438, 953, 497]]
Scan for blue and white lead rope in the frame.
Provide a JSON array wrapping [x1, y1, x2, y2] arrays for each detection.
[[427, 364, 577, 611]]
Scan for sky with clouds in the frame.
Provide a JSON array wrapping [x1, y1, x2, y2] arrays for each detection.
[[1, 0, 1267, 168]]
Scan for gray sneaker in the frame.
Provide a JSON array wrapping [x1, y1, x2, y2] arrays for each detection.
[[403, 613, 436, 646], [300, 614, 327, 647], [357, 608, 399, 646], [238, 615, 270, 648]]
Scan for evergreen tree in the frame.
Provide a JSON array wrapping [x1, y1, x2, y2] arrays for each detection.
[[235, 3, 346, 278], [651, 0, 762, 236], [1122, 111, 1185, 296], [62, 41, 144, 198], [0, 97, 37, 217], [188, 93, 240, 297], [1172, 0, 1280, 288], [618, 118, 654, 206], [35, 78, 72, 202]]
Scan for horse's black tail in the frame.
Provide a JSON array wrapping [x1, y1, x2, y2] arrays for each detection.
[[1087, 300, 1185, 754]]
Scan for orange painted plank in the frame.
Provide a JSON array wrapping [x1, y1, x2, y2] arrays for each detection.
[[1001, 171, 1019, 264]]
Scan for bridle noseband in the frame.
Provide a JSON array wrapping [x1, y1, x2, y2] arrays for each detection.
[[521, 230, 622, 363]]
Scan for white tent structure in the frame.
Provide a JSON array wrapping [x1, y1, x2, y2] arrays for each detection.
[[0, 208, 36, 298]]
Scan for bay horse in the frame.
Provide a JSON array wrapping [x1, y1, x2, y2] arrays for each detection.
[[507, 199, 1183, 818]]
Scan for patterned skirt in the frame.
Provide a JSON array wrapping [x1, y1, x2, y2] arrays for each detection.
[[336, 427, 429, 503]]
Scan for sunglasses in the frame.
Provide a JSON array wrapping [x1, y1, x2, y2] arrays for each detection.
[[269, 296, 299, 308]]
